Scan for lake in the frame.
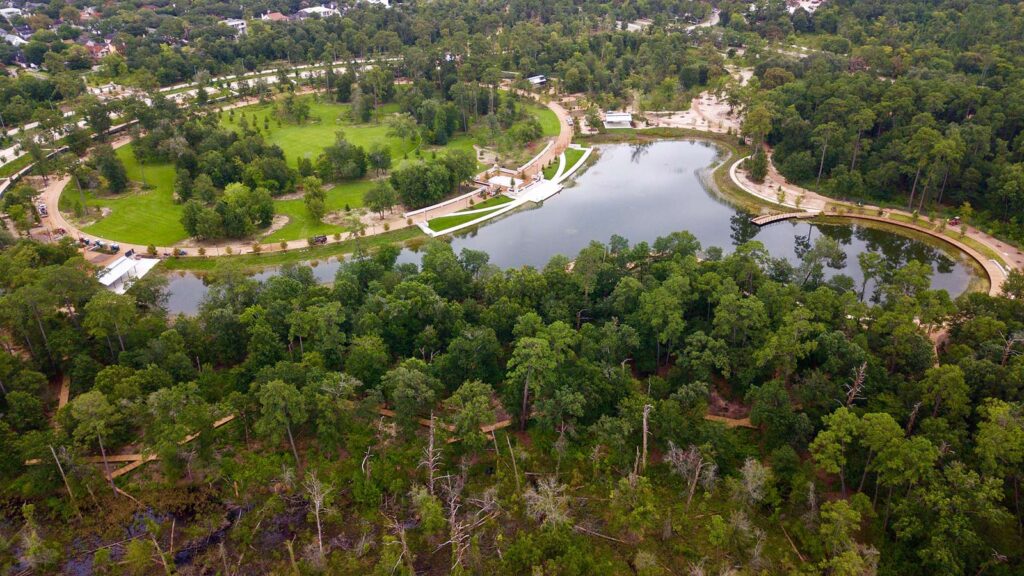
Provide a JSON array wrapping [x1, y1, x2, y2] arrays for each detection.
[[163, 140, 976, 314]]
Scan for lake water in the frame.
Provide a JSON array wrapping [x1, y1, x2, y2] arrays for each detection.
[[163, 140, 975, 315]]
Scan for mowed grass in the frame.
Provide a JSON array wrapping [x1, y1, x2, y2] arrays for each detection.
[[61, 95, 559, 246], [465, 194, 512, 210], [428, 206, 504, 232], [219, 97, 414, 168], [564, 147, 585, 171], [73, 146, 188, 246], [543, 159, 560, 180], [264, 180, 373, 243], [528, 102, 561, 137]]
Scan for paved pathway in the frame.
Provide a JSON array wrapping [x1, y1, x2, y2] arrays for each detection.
[[34, 71, 1023, 289], [730, 151, 1015, 295], [38, 90, 574, 259]]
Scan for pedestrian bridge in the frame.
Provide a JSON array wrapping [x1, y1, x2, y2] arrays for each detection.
[[750, 212, 816, 226]]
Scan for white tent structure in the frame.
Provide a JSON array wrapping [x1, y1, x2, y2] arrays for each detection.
[[97, 256, 160, 295]]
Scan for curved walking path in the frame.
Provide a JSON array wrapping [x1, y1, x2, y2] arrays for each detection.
[[38, 90, 574, 260], [729, 151, 1017, 296], [34, 74, 1021, 293]]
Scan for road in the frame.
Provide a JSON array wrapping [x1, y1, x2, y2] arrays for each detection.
[[38, 91, 574, 258]]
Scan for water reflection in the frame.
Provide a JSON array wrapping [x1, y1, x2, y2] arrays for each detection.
[[162, 141, 974, 315]]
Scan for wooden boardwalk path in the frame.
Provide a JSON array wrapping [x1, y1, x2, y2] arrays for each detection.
[[750, 212, 816, 226], [704, 414, 755, 429]]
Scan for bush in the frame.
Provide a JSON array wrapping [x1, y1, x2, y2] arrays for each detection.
[[747, 151, 768, 183]]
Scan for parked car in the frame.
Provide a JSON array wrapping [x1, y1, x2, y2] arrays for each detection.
[[175, 248, 187, 256], [949, 216, 961, 226], [110, 243, 120, 253], [311, 235, 328, 245]]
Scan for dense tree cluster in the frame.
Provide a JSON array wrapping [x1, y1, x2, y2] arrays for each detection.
[[733, 0, 1024, 243], [388, 148, 476, 209], [0, 229, 1021, 573]]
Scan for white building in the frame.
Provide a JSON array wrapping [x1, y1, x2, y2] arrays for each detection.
[[219, 18, 247, 34], [97, 255, 160, 295], [0, 7, 23, 22], [3, 32, 26, 46], [603, 111, 632, 129], [363, 0, 391, 8], [527, 74, 547, 86], [298, 5, 340, 18]]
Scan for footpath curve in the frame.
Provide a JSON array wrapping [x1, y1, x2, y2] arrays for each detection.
[[728, 153, 1015, 296], [39, 91, 574, 260]]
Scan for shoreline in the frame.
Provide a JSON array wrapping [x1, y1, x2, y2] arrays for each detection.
[[161, 137, 989, 305]]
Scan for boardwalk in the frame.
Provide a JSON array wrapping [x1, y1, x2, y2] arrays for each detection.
[[750, 212, 816, 226]]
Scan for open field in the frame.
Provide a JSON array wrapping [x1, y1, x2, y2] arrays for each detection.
[[70, 146, 186, 246], [264, 180, 373, 242], [218, 98, 414, 168], [57, 93, 560, 246]]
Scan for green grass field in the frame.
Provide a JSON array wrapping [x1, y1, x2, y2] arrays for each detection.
[[428, 206, 504, 232], [543, 158, 560, 180], [465, 195, 512, 210], [564, 147, 585, 172], [59, 94, 560, 246], [264, 180, 373, 242], [219, 98, 414, 168], [71, 146, 187, 246], [529, 102, 561, 137]]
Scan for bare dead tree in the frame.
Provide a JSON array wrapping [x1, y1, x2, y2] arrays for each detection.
[[641, 404, 653, 473], [436, 474, 499, 571], [845, 362, 868, 407], [1000, 331, 1024, 366], [524, 477, 571, 526], [802, 481, 819, 529], [905, 401, 922, 435], [506, 433, 521, 495], [49, 444, 81, 519], [384, 513, 415, 574], [664, 442, 718, 509], [419, 413, 440, 495], [302, 472, 332, 562], [361, 446, 372, 479]]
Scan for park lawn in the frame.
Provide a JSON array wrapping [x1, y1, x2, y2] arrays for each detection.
[[543, 158, 560, 180], [0, 153, 32, 178], [527, 102, 561, 137], [464, 194, 512, 210], [219, 97, 412, 168], [73, 145, 188, 246], [264, 179, 373, 242], [564, 146, 585, 171], [428, 206, 503, 232]]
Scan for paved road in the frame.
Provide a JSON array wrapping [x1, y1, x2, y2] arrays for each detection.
[[39, 91, 574, 259]]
